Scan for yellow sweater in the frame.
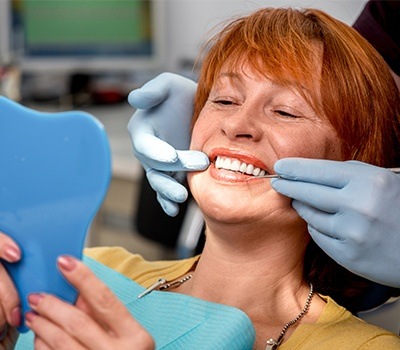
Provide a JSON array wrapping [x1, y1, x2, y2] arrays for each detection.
[[85, 246, 400, 349]]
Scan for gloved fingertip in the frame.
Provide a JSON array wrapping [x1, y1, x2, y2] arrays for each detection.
[[273, 158, 288, 173], [192, 153, 210, 170], [273, 158, 301, 178], [269, 177, 286, 192], [157, 195, 180, 217], [173, 188, 189, 203], [270, 178, 278, 186], [159, 180, 188, 203], [177, 151, 210, 171], [291, 199, 302, 211]]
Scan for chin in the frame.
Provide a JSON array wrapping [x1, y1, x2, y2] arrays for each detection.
[[189, 170, 289, 224], [200, 196, 252, 223]]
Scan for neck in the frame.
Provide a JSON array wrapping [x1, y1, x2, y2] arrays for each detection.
[[196, 216, 309, 287], [177, 220, 324, 349], [188, 228, 309, 305]]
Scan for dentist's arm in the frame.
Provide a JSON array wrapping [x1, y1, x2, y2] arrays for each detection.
[[128, 73, 209, 217], [271, 158, 400, 287]]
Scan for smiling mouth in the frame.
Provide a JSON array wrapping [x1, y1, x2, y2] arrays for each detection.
[[214, 156, 268, 177]]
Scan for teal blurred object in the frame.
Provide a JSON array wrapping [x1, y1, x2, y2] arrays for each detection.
[[0, 96, 111, 332]]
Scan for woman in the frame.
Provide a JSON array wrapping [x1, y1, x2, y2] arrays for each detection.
[[127, 0, 400, 291], [3, 7, 400, 349]]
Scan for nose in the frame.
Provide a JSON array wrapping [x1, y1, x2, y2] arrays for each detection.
[[221, 104, 263, 141]]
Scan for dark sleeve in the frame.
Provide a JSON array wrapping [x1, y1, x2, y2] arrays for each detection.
[[352, 0, 400, 75]]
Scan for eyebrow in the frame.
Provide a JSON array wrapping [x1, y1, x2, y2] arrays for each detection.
[[219, 72, 238, 78], [218, 71, 241, 82]]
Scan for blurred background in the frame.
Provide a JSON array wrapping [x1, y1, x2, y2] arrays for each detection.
[[0, 0, 368, 261]]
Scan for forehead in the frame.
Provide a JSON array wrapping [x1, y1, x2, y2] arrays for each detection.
[[213, 58, 321, 105]]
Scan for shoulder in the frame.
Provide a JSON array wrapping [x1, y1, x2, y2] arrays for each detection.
[[84, 246, 199, 288], [285, 295, 400, 349]]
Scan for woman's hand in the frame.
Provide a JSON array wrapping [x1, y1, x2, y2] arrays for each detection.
[[0, 231, 22, 347], [25, 255, 155, 350]]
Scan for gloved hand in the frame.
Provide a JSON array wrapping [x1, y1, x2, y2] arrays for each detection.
[[271, 158, 400, 288], [128, 73, 209, 216]]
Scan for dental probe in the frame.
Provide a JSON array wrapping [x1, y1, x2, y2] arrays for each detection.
[[251, 167, 400, 179]]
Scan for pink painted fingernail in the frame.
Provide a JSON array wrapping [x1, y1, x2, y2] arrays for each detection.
[[10, 306, 21, 327], [25, 311, 37, 325], [28, 294, 43, 307], [57, 255, 76, 271], [4, 245, 20, 262]]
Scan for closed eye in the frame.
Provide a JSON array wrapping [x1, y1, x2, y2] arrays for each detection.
[[275, 110, 300, 118], [214, 99, 235, 105]]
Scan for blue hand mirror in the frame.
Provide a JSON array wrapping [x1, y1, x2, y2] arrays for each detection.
[[0, 96, 111, 332]]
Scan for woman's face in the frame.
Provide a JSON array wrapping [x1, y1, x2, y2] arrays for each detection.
[[189, 64, 342, 225]]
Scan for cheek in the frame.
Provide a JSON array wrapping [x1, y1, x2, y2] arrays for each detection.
[[323, 135, 343, 160], [312, 131, 343, 160], [272, 126, 342, 160], [187, 172, 220, 219], [190, 115, 215, 151], [189, 127, 202, 150]]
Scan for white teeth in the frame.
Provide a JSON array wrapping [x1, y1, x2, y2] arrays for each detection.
[[215, 156, 267, 177], [245, 164, 254, 175], [215, 157, 223, 168], [222, 158, 231, 169], [231, 159, 241, 171]]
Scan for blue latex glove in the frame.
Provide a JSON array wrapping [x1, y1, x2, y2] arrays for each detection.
[[271, 158, 400, 287], [128, 73, 209, 217]]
